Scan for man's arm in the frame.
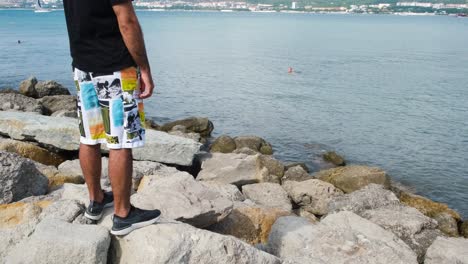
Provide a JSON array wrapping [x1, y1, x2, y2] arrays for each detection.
[[113, 1, 154, 99]]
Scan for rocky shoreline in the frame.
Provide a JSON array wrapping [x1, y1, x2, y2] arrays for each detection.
[[1, 77, 467, 263]]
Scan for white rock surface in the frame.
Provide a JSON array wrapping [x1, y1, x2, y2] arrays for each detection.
[[267, 212, 418, 264], [5, 218, 110, 264], [282, 179, 343, 215], [129, 172, 233, 228], [110, 221, 282, 264], [425, 237, 468, 264], [242, 183, 292, 211]]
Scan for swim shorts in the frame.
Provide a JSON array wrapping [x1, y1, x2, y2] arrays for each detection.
[[73, 67, 145, 149]]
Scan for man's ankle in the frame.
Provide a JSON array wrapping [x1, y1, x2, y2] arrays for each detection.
[[90, 189, 104, 203], [114, 206, 131, 218]]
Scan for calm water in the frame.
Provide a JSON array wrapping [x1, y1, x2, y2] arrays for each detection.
[[1, 10, 467, 217]]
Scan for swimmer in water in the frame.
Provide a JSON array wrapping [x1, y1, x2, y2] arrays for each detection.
[[288, 67, 293, 73], [17, 40, 21, 44]]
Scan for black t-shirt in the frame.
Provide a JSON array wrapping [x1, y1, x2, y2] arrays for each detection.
[[63, 0, 136, 72]]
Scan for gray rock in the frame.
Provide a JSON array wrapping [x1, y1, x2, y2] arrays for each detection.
[[234, 135, 273, 155], [0, 111, 80, 151], [132, 129, 202, 166], [5, 218, 110, 264], [130, 171, 233, 228], [425, 237, 468, 264], [39, 199, 84, 223], [210, 135, 237, 153], [328, 184, 400, 214], [233, 147, 259, 155], [315, 165, 390, 193], [160, 117, 214, 137], [34, 80, 71, 98], [281, 165, 311, 183], [199, 181, 245, 202], [39, 95, 77, 115], [434, 212, 460, 237], [18, 76, 37, 97], [322, 151, 346, 166], [53, 183, 89, 206], [110, 221, 281, 264], [51, 109, 77, 118], [242, 183, 292, 212], [461, 221, 468, 238], [293, 208, 318, 223], [168, 130, 201, 142], [256, 155, 284, 184], [267, 212, 418, 264], [0, 93, 43, 113], [284, 162, 309, 173], [411, 229, 444, 263], [283, 179, 343, 215], [0, 151, 48, 204]]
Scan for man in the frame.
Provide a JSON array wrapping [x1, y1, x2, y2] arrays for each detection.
[[63, 0, 160, 236]]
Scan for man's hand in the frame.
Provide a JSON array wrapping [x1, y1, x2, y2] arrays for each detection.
[[139, 68, 154, 99], [113, 1, 154, 99]]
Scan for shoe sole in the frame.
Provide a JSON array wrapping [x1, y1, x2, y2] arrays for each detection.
[[84, 201, 114, 221], [110, 215, 160, 236]]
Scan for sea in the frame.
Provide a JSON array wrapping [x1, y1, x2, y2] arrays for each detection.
[[0, 10, 467, 218]]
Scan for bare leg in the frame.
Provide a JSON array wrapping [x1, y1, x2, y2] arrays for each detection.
[[79, 143, 103, 203], [109, 148, 133, 218]]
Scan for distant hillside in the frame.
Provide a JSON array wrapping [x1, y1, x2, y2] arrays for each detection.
[[245, 0, 467, 7]]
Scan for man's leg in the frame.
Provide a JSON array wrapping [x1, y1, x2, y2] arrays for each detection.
[[80, 143, 103, 203], [109, 148, 133, 218]]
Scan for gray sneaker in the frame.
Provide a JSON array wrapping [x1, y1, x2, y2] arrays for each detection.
[[84, 191, 114, 221], [111, 206, 161, 236]]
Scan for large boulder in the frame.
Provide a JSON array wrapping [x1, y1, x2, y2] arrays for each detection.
[[0, 111, 80, 151], [0, 93, 43, 113], [315, 165, 390, 193], [5, 218, 110, 264], [399, 191, 461, 221], [18, 76, 38, 97], [110, 220, 281, 264], [281, 165, 311, 183], [0, 152, 49, 204], [360, 204, 439, 262], [267, 212, 418, 264], [197, 153, 284, 187], [210, 135, 237, 153], [328, 184, 400, 214], [234, 136, 273, 155], [209, 204, 291, 245], [283, 179, 343, 215], [0, 138, 66, 166], [199, 181, 245, 202], [39, 95, 77, 115], [160, 117, 214, 137], [425, 237, 468, 264], [129, 172, 233, 228], [34, 80, 71, 98], [242, 183, 292, 212], [461, 221, 468, 238], [434, 212, 460, 237], [322, 151, 346, 166]]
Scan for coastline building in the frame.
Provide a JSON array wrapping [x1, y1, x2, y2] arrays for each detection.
[[291, 1, 297, 9]]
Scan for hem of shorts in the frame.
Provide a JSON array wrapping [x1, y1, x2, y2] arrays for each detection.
[[80, 137, 145, 149]]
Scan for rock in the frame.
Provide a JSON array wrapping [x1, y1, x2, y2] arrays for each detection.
[[242, 183, 292, 211], [0, 93, 43, 113], [425, 237, 468, 264], [283, 179, 343, 215], [209, 205, 291, 245], [0, 88, 19, 94], [399, 191, 461, 221], [132, 129, 202, 166], [110, 221, 281, 264], [234, 135, 273, 155], [39, 199, 84, 223], [169, 130, 201, 142], [18, 76, 37, 97], [0, 152, 49, 204], [322, 151, 346, 166], [255, 155, 284, 184], [281, 165, 311, 183], [144, 118, 160, 130], [198, 153, 284, 187], [39, 95, 77, 115], [315, 165, 390, 193], [210, 135, 236, 153], [0, 202, 43, 229], [51, 109, 77, 118], [199, 181, 245, 202], [434, 212, 460, 237], [461, 221, 468, 238], [0, 138, 66, 166], [34, 80, 71, 98], [328, 184, 400, 214], [284, 162, 310, 173], [293, 208, 318, 223], [0, 111, 80, 151], [360, 204, 439, 262], [54, 183, 89, 206], [5, 218, 110, 264], [130, 171, 233, 228], [267, 212, 418, 264], [58, 158, 104, 185], [233, 147, 259, 155], [160, 117, 214, 137]]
